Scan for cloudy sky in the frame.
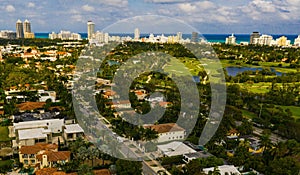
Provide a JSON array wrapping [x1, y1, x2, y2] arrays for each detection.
[[0, 0, 300, 34]]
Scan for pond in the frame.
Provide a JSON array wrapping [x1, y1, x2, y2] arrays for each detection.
[[226, 67, 283, 76]]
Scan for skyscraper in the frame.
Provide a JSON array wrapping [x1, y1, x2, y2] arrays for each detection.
[[191, 32, 199, 43], [87, 21, 95, 40], [16, 19, 24, 38], [134, 28, 140, 40], [23, 19, 31, 33], [250, 32, 260, 44]]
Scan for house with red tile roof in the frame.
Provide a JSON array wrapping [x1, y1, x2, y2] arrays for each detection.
[[19, 143, 70, 170], [144, 123, 185, 143]]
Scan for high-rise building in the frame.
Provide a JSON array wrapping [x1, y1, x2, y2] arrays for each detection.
[[276, 36, 290, 46], [134, 28, 140, 40], [177, 32, 183, 41], [23, 19, 31, 33], [225, 33, 236, 45], [294, 35, 300, 47], [87, 21, 95, 40], [250, 32, 260, 44], [16, 19, 24, 38], [253, 34, 273, 46], [191, 32, 199, 43]]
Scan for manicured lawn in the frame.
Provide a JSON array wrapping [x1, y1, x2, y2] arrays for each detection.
[[241, 109, 257, 119], [0, 126, 10, 142], [164, 57, 194, 76], [277, 105, 300, 120]]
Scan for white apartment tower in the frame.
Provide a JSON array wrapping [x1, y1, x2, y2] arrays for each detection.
[[294, 35, 300, 47], [225, 33, 236, 45], [87, 21, 95, 40], [16, 19, 24, 38], [134, 28, 140, 40]]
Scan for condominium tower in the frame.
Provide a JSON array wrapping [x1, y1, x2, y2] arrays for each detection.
[[16, 19, 24, 38], [87, 21, 95, 40]]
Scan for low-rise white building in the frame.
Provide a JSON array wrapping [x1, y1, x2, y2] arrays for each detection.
[[144, 123, 185, 143], [157, 141, 196, 157], [203, 165, 241, 175]]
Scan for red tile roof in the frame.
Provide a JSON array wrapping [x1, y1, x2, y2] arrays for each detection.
[[20, 143, 58, 154], [93, 169, 111, 175], [17, 102, 46, 111], [144, 123, 185, 133], [36, 151, 71, 162]]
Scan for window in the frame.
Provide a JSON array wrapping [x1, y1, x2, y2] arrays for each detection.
[[23, 154, 28, 158], [24, 160, 28, 165], [31, 160, 35, 164]]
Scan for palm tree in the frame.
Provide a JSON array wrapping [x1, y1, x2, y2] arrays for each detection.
[[259, 134, 272, 152], [88, 147, 100, 167]]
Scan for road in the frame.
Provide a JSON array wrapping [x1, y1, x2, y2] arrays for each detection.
[[253, 126, 287, 143]]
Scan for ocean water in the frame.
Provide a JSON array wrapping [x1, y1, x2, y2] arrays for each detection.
[[34, 33, 299, 44]]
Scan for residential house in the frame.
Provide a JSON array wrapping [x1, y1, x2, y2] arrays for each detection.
[[144, 123, 185, 143], [203, 165, 241, 175], [183, 151, 213, 163], [19, 143, 70, 169], [63, 124, 84, 142], [157, 141, 196, 157]]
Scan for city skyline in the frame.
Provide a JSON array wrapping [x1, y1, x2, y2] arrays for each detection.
[[0, 0, 299, 34]]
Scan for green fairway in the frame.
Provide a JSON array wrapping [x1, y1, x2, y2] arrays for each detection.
[[0, 126, 10, 142], [241, 109, 257, 119], [277, 105, 300, 119]]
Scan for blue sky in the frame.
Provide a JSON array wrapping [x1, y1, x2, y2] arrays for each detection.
[[0, 0, 300, 34]]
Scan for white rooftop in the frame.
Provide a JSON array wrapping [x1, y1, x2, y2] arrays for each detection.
[[18, 128, 47, 140], [64, 124, 84, 134], [157, 141, 196, 157], [203, 165, 241, 175]]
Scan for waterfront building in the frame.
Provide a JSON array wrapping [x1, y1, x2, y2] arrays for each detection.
[[0, 30, 16, 39], [87, 20, 95, 40], [16, 19, 24, 38], [225, 33, 236, 45], [23, 19, 35, 38], [23, 19, 31, 33], [253, 34, 273, 46], [134, 28, 140, 40], [275, 36, 291, 47], [49, 31, 81, 40], [250, 32, 260, 44], [191, 32, 199, 42], [177, 32, 183, 41], [294, 35, 300, 47]]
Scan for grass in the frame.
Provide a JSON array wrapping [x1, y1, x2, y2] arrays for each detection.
[[228, 82, 271, 94], [276, 105, 300, 119], [241, 109, 257, 119], [229, 82, 300, 94], [0, 126, 10, 142], [163, 57, 192, 76]]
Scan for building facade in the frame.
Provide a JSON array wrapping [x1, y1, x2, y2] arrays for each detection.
[[87, 21, 95, 40], [144, 123, 185, 143], [16, 19, 24, 38]]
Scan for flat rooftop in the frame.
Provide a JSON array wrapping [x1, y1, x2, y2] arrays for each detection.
[[64, 124, 84, 134], [18, 128, 47, 140]]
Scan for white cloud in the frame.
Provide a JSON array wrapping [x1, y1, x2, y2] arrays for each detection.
[[5, 5, 15, 12], [28, 2, 35, 8], [194, 1, 215, 10], [87, 0, 128, 7], [146, 0, 193, 3], [178, 3, 197, 13], [82, 4, 94, 12]]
